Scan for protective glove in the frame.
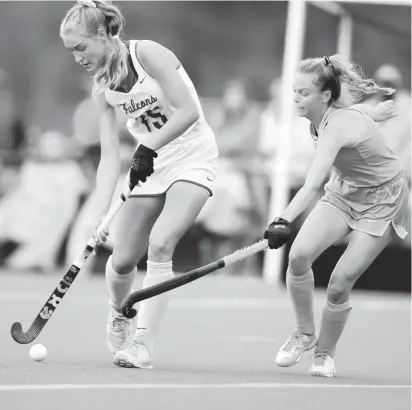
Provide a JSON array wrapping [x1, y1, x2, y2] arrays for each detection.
[[264, 217, 292, 249], [129, 144, 158, 186]]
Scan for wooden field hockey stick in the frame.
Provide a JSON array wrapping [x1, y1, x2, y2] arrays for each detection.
[[10, 182, 135, 344], [121, 239, 269, 318]]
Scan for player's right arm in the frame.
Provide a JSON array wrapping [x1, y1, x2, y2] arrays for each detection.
[[91, 92, 121, 241], [264, 111, 363, 249]]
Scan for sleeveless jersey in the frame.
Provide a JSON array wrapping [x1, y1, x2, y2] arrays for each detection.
[[105, 40, 208, 144], [311, 107, 403, 187]]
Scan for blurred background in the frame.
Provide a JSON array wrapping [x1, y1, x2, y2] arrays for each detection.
[[0, 1, 410, 292]]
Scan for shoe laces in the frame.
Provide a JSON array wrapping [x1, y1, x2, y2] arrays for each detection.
[[283, 332, 303, 352], [312, 351, 329, 366], [109, 310, 131, 332], [127, 336, 149, 353]]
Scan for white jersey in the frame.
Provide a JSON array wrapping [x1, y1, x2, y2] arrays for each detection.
[[104, 40, 218, 198], [105, 40, 208, 144]]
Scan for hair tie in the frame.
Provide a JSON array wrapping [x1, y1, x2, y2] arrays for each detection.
[[323, 56, 331, 66], [77, 0, 96, 8]]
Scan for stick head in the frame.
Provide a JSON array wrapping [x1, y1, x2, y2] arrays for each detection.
[[10, 322, 24, 343], [11, 317, 45, 344], [122, 306, 137, 319]]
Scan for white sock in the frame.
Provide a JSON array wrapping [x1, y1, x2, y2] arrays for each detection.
[[286, 268, 315, 335], [135, 260, 174, 352], [105, 255, 136, 311]]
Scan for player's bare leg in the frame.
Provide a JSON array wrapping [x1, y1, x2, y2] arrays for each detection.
[[114, 182, 209, 368], [106, 196, 164, 354], [276, 204, 350, 367], [309, 226, 392, 377]]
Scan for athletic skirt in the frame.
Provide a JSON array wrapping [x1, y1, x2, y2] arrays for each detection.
[[130, 126, 218, 198], [317, 171, 409, 239]]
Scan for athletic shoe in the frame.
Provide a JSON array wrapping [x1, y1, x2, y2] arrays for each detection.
[[309, 351, 336, 377], [113, 336, 153, 369], [275, 331, 317, 367], [106, 306, 134, 354]]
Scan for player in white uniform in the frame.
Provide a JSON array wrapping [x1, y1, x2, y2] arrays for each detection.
[[61, 0, 218, 369]]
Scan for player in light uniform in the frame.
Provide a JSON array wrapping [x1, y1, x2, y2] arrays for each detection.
[[60, 0, 218, 369], [264, 55, 409, 377]]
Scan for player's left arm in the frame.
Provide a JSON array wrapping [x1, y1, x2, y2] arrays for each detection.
[[280, 114, 362, 223], [137, 40, 200, 151], [353, 100, 397, 123]]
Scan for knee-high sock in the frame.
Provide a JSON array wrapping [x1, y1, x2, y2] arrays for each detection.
[[135, 260, 174, 352], [286, 268, 315, 335], [315, 301, 352, 357], [105, 255, 136, 311]]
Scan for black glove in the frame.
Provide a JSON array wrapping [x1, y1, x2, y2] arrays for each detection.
[[264, 217, 292, 249], [129, 144, 158, 186]]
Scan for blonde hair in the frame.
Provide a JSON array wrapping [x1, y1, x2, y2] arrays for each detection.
[[299, 55, 395, 108], [60, 0, 128, 93]]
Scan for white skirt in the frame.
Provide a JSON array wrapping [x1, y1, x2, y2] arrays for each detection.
[[130, 126, 219, 197]]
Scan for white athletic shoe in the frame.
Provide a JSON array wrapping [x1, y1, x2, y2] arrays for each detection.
[[275, 331, 317, 367], [113, 336, 153, 369], [106, 307, 134, 354], [309, 351, 336, 378]]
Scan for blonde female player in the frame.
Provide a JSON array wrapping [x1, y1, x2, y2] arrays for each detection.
[[60, 0, 218, 369], [264, 55, 409, 377]]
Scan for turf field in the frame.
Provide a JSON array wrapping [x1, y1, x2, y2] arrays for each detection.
[[0, 269, 410, 410]]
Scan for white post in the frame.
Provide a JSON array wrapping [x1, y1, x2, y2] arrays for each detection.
[[337, 13, 353, 60], [309, 2, 351, 58], [263, 0, 307, 283]]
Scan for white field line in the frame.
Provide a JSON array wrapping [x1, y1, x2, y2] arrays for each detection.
[[0, 383, 410, 392]]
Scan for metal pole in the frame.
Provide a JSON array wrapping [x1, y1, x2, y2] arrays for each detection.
[[263, 0, 307, 283]]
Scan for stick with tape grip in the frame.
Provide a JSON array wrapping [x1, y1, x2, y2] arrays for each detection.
[[121, 239, 269, 319], [10, 182, 135, 344]]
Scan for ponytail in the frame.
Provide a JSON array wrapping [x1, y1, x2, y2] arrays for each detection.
[[93, 35, 129, 93], [299, 55, 394, 108]]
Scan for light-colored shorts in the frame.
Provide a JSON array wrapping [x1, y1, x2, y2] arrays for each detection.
[[317, 171, 409, 239], [130, 126, 218, 198]]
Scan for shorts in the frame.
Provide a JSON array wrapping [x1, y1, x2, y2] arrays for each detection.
[[130, 126, 218, 197], [317, 171, 409, 239]]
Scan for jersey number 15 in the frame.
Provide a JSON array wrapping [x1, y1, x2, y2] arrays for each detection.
[[140, 106, 168, 132]]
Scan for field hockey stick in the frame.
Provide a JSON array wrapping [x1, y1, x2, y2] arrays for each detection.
[[121, 239, 269, 318], [11, 182, 135, 344]]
